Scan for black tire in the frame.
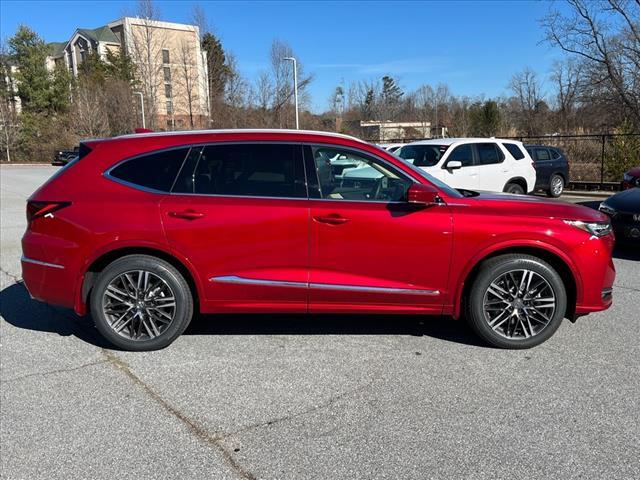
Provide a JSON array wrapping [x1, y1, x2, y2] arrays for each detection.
[[465, 254, 567, 349], [547, 174, 564, 198], [90, 254, 193, 351], [504, 182, 525, 195]]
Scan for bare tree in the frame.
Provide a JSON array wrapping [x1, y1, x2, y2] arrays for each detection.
[[268, 39, 312, 128], [127, 0, 165, 129], [550, 59, 584, 132], [542, 0, 640, 126], [176, 38, 200, 128], [0, 43, 20, 162], [509, 67, 546, 135]]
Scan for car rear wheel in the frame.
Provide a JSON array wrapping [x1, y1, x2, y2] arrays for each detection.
[[548, 174, 564, 197], [504, 182, 525, 195], [466, 254, 567, 349], [90, 255, 193, 351]]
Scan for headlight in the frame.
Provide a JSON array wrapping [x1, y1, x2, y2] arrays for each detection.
[[598, 202, 617, 217], [623, 173, 632, 182], [564, 219, 612, 237]]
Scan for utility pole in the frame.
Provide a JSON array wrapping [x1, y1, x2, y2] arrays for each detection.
[[283, 57, 299, 129], [133, 91, 146, 129]]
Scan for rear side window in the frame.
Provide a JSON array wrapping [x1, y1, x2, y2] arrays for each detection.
[[475, 143, 504, 165], [535, 148, 551, 161], [174, 143, 306, 198], [550, 148, 561, 159], [502, 143, 526, 160], [109, 147, 189, 192], [446, 144, 474, 167]]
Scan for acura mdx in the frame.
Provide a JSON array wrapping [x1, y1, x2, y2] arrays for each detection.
[[22, 130, 615, 350]]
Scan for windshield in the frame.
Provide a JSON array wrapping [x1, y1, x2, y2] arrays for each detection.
[[369, 145, 463, 198], [397, 144, 449, 167]]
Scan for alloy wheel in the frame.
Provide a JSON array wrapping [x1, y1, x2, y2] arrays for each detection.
[[482, 269, 556, 339], [101, 270, 176, 341], [552, 177, 563, 196]]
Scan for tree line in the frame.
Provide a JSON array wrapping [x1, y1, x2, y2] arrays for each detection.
[[1, 0, 638, 163]]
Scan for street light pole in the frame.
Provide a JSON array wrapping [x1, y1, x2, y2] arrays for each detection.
[[133, 91, 145, 129], [283, 57, 299, 129]]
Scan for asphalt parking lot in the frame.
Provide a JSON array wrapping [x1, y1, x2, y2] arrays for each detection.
[[1, 164, 639, 480]]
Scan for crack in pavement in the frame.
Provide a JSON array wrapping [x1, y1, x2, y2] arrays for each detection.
[[225, 377, 378, 439], [613, 284, 640, 293], [1, 359, 108, 384], [100, 349, 257, 480], [0, 267, 21, 283]]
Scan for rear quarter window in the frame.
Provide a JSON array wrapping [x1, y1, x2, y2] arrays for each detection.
[[109, 147, 190, 192], [502, 143, 526, 160]]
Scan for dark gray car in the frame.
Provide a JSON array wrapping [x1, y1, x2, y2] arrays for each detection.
[[525, 145, 570, 197]]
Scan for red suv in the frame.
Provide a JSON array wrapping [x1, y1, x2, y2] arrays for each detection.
[[22, 130, 615, 350]]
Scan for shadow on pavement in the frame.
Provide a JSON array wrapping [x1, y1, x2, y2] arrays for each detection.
[[185, 313, 485, 347], [0, 282, 110, 347], [0, 282, 484, 348]]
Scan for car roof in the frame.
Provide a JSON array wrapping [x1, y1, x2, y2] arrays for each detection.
[[401, 137, 523, 146], [114, 128, 365, 144]]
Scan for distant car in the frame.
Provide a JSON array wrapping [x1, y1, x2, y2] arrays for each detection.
[[525, 145, 570, 197], [622, 166, 640, 189], [52, 147, 79, 166], [378, 143, 404, 153], [392, 138, 536, 194], [599, 188, 640, 244]]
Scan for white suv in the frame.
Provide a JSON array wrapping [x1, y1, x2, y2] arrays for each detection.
[[394, 138, 536, 194]]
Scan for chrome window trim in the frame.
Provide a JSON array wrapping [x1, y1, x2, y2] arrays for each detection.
[[101, 140, 446, 206], [210, 275, 439, 296], [21, 256, 65, 270]]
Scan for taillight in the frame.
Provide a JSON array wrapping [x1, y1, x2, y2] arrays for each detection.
[[26, 201, 70, 222]]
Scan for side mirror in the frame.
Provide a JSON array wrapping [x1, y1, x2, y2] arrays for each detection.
[[445, 160, 462, 170], [407, 183, 439, 205]]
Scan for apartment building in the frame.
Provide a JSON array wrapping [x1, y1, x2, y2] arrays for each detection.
[[47, 17, 210, 129]]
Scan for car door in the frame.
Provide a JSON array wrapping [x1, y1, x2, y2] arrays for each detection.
[[305, 145, 453, 313], [474, 142, 506, 192], [160, 143, 310, 313], [534, 147, 552, 187], [439, 143, 478, 190]]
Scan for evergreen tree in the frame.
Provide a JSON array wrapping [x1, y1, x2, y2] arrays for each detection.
[[470, 100, 501, 136], [8, 25, 62, 113], [202, 32, 230, 105]]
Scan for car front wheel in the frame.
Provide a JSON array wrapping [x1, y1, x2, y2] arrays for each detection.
[[90, 255, 193, 351], [466, 254, 567, 349]]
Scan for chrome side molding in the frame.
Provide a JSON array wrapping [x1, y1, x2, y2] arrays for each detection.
[[21, 256, 65, 270], [209, 275, 307, 289], [210, 275, 439, 296]]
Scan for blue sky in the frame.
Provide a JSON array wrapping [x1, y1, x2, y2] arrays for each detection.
[[0, 0, 565, 112]]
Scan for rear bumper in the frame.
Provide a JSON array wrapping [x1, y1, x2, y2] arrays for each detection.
[[21, 255, 76, 309]]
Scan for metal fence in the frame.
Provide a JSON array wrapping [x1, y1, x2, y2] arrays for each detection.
[[369, 133, 640, 191]]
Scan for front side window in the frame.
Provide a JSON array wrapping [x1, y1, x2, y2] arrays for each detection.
[[475, 143, 505, 165], [397, 144, 447, 167], [502, 143, 526, 160], [312, 146, 412, 202], [174, 143, 306, 198], [446, 144, 474, 167], [109, 147, 189, 192]]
